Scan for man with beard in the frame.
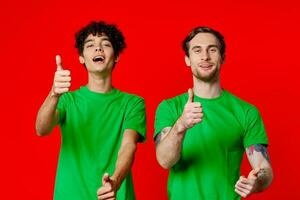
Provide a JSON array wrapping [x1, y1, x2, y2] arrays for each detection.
[[36, 21, 146, 200], [154, 27, 273, 200]]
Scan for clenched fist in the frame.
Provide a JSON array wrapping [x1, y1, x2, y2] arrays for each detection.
[[51, 55, 71, 97]]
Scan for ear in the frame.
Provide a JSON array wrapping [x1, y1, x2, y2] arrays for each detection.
[[185, 55, 191, 67], [114, 55, 119, 63], [79, 56, 85, 64], [221, 54, 225, 64]]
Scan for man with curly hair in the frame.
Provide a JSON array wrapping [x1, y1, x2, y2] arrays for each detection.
[[154, 26, 273, 199], [36, 21, 146, 200]]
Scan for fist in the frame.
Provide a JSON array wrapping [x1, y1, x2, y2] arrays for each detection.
[[97, 173, 117, 200], [235, 168, 260, 198], [178, 88, 203, 131], [51, 55, 71, 97]]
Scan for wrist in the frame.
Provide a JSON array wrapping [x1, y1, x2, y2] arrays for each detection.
[[49, 88, 61, 98], [174, 118, 187, 135], [110, 175, 121, 190]]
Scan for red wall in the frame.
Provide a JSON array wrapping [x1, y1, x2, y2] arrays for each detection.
[[1, 0, 299, 199]]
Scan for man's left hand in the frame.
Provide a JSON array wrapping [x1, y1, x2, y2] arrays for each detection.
[[97, 173, 118, 200], [235, 168, 260, 198]]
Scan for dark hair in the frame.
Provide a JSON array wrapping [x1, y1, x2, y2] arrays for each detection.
[[75, 21, 126, 57], [182, 26, 225, 59]]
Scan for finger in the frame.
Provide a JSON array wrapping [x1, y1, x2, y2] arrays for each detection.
[[191, 102, 202, 108], [102, 173, 110, 185], [236, 181, 252, 190], [54, 76, 71, 82], [248, 168, 260, 179], [97, 185, 112, 195], [234, 187, 248, 198], [239, 176, 251, 184], [190, 112, 203, 119], [98, 191, 115, 199], [192, 118, 202, 124], [187, 88, 194, 103], [55, 70, 71, 76], [191, 107, 202, 114], [56, 55, 63, 71], [54, 87, 69, 94], [54, 82, 71, 88]]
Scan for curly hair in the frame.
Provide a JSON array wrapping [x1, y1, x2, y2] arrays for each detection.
[[182, 26, 225, 60], [75, 21, 126, 57]]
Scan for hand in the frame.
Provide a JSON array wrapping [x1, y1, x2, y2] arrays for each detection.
[[51, 55, 71, 97], [177, 88, 203, 132], [97, 173, 118, 200], [235, 168, 260, 198]]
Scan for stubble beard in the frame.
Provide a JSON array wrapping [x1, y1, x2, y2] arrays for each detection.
[[192, 66, 220, 83]]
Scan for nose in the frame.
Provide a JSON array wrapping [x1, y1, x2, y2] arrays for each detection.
[[95, 45, 103, 52], [201, 51, 210, 61]]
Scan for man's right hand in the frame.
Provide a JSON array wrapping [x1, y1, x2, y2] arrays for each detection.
[[177, 88, 203, 132], [51, 55, 71, 97]]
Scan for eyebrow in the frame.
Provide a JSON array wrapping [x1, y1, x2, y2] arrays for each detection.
[[191, 44, 219, 50]]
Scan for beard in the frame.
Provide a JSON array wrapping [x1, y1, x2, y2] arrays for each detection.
[[192, 66, 220, 83]]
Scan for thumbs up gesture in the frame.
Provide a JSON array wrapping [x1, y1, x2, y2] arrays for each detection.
[[97, 173, 117, 200], [177, 88, 203, 132], [235, 168, 261, 198], [51, 55, 71, 97]]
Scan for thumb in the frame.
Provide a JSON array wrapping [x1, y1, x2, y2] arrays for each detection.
[[248, 168, 260, 179], [187, 88, 194, 103], [56, 55, 63, 71], [102, 173, 110, 185]]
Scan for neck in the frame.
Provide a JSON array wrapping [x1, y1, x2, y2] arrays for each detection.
[[193, 76, 222, 98], [86, 72, 112, 93]]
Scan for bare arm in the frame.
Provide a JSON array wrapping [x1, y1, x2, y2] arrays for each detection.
[[155, 122, 186, 169], [97, 129, 140, 199], [35, 55, 71, 136], [155, 89, 203, 169], [35, 93, 60, 136], [235, 144, 273, 197]]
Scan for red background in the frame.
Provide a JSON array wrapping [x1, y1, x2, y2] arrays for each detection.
[[1, 0, 299, 199]]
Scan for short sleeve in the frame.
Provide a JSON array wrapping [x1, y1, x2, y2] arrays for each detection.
[[123, 97, 146, 142], [57, 94, 67, 125], [243, 105, 268, 148], [154, 100, 177, 139]]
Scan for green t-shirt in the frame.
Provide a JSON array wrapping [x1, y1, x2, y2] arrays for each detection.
[[154, 90, 268, 200], [54, 86, 146, 200]]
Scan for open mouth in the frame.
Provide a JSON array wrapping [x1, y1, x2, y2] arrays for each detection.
[[93, 55, 105, 63]]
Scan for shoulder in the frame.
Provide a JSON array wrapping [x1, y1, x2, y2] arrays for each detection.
[[119, 90, 144, 101], [159, 92, 187, 108], [155, 92, 187, 116], [117, 90, 145, 108], [223, 90, 263, 125], [223, 90, 258, 112]]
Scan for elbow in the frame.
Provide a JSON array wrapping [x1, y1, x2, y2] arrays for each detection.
[[158, 160, 172, 169], [267, 167, 274, 187], [156, 151, 174, 169], [35, 122, 51, 137]]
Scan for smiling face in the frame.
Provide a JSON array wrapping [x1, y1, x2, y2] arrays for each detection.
[[185, 32, 223, 82], [79, 33, 118, 75]]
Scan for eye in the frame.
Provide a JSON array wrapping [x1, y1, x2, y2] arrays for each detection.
[[86, 44, 94, 48], [209, 48, 217, 53], [103, 42, 112, 47], [194, 48, 201, 53]]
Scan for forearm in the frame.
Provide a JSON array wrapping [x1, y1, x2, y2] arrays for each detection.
[[36, 91, 60, 136], [111, 142, 137, 190], [156, 119, 186, 169], [255, 167, 273, 192]]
